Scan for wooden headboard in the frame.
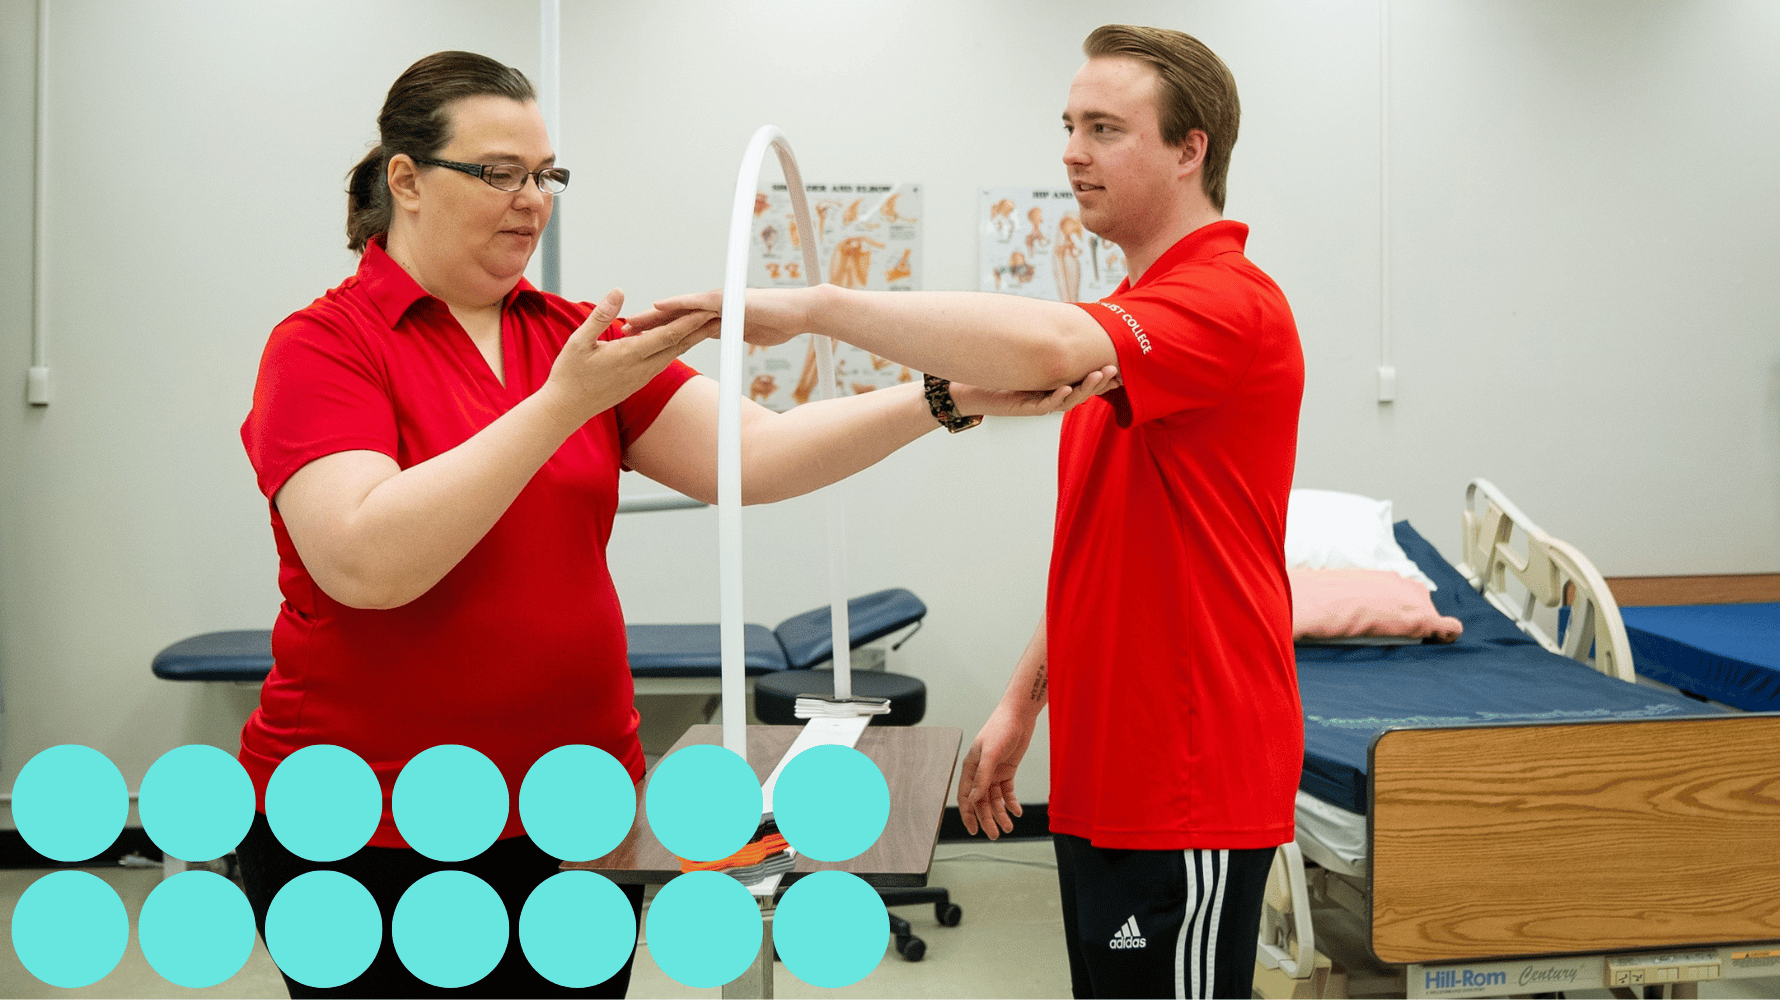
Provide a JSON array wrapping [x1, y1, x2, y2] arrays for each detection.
[[1606, 574, 1780, 606]]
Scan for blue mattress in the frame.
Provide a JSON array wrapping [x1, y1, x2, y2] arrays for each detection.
[[1621, 602, 1780, 712], [1296, 522, 1720, 815]]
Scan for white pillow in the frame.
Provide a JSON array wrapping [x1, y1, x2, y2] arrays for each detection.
[[1285, 489, 1437, 590]]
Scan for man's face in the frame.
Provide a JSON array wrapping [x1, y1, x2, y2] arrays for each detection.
[[1061, 56, 1186, 247]]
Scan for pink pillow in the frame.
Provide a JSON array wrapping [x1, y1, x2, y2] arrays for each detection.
[[1290, 568, 1464, 644]]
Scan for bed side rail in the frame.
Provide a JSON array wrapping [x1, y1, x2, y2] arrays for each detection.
[[1457, 478, 1635, 682]]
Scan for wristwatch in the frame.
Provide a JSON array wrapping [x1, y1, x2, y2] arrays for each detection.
[[924, 374, 983, 433]]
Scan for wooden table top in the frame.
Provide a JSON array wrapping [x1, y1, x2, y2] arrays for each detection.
[[564, 724, 962, 887]]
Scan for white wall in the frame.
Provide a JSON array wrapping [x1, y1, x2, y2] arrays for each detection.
[[2, 1, 1775, 814]]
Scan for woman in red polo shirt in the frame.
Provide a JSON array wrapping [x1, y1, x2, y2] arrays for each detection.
[[235, 51, 1111, 999]]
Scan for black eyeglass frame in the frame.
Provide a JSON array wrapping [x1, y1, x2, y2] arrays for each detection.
[[413, 156, 570, 194]]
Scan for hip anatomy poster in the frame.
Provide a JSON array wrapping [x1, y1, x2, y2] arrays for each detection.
[[746, 182, 922, 413], [978, 188, 1126, 302]]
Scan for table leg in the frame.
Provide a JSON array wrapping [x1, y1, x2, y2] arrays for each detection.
[[722, 894, 777, 999]]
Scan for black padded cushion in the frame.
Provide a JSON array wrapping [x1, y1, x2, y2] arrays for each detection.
[[753, 670, 927, 727], [626, 623, 789, 677], [152, 630, 274, 682], [773, 588, 928, 671]]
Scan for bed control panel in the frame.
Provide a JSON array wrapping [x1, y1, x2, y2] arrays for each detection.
[[1604, 951, 1719, 988], [1408, 944, 1778, 998]]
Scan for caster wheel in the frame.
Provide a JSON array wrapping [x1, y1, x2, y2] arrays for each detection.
[[894, 934, 926, 962], [936, 902, 963, 927]]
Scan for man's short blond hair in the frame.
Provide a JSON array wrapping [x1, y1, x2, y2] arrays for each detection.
[[1084, 24, 1240, 212]]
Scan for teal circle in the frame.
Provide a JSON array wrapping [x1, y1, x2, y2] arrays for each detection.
[[10, 871, 128, 988], [645, 871, 762, 988], [138, 871, 256, 988], [265, 744, 381, 862], [12, 744, 128, 862], [392, 870, 509, 988], [393, 744, 508, 862], [773, 744, 889, 862], [518, 871, 636, 987], [265, 870, 381, 989], [139, 744, 254, 864], [774, 871, 888, 987], [519, 744, 635, 862], [645, 744, 761, 862]]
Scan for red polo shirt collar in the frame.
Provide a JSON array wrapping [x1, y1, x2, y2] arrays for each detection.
[[357, 235, 544, 327], [1126, 219, 1250, 291]]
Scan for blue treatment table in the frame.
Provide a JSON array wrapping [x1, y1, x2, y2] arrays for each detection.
[[152, 589, 928, 698], [152, 629, 274, 682], [625, 587, 927, 701]]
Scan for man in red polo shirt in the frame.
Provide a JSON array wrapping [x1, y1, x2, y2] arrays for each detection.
[[647, 23, 1303, 1000]]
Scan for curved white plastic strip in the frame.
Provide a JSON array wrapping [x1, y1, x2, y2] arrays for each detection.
[[718, 126, 855, 755]]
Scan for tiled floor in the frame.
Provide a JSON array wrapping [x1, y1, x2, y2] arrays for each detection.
[[3, 841, 1776, 999]]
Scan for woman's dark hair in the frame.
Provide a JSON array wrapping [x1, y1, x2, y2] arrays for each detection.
[[345, 51, 536, 253]]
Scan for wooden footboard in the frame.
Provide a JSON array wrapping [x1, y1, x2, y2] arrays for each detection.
[[1368, 714, 1780, 965]]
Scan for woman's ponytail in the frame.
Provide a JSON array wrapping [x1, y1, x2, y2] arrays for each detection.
[[342, 52, 535, 254], [345, 145, 389, 254]]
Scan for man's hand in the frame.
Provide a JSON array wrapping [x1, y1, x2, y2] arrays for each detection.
[[959, 708, 1036, 840], [631, 287, 814, 348], [949, 365, 1120, 419]]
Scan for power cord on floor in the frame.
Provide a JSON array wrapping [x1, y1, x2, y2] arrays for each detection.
[[932, 851, 1058, 870]]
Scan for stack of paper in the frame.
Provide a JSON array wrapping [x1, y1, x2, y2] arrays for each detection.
[[794, 695, 891, 719]]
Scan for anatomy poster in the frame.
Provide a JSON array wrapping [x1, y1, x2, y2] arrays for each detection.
[[979, 188, 1126, 302], [745, 182, 922, 413]]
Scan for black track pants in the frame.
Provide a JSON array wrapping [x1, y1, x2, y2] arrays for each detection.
[[1053, 833, 1274, 999]]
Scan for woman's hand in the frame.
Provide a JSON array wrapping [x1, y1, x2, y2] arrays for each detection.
[[539, 289, 718, 429], [276, 290, 716, 611], [948, 365, 1120, 419], [631, 287, 813, 348]]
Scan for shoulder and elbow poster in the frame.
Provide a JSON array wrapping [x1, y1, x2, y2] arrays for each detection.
[[740, 183, 1129, 413]]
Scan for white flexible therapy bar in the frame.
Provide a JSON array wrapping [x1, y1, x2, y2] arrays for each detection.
[[718, 126, 855, 756]]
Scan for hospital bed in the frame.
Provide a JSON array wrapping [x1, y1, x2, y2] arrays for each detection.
[[1255, 480, 1780, 1000]]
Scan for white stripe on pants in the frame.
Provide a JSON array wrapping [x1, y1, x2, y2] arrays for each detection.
[[1174, 848, 1229, 999]]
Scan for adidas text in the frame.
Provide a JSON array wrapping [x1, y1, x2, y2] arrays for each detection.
[[1110, 916, 1148, 949]]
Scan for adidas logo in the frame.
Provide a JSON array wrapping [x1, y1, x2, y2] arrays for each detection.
[[1109, 915, 1148, 949]]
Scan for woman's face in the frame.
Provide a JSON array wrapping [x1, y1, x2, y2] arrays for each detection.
[[396, 95, 555, 301]]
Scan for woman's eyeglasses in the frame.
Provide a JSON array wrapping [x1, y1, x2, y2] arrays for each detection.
[[414, 157, 569, 194]]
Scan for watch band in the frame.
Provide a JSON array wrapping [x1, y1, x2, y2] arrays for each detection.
[[923, 374, 983, 433]]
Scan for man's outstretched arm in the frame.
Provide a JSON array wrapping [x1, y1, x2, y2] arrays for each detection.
[[634, 284, 1118, 392]]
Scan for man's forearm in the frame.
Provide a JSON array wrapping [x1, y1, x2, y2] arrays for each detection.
[[805, 285, 1114, 391], [999, 616, 1050, 723]]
